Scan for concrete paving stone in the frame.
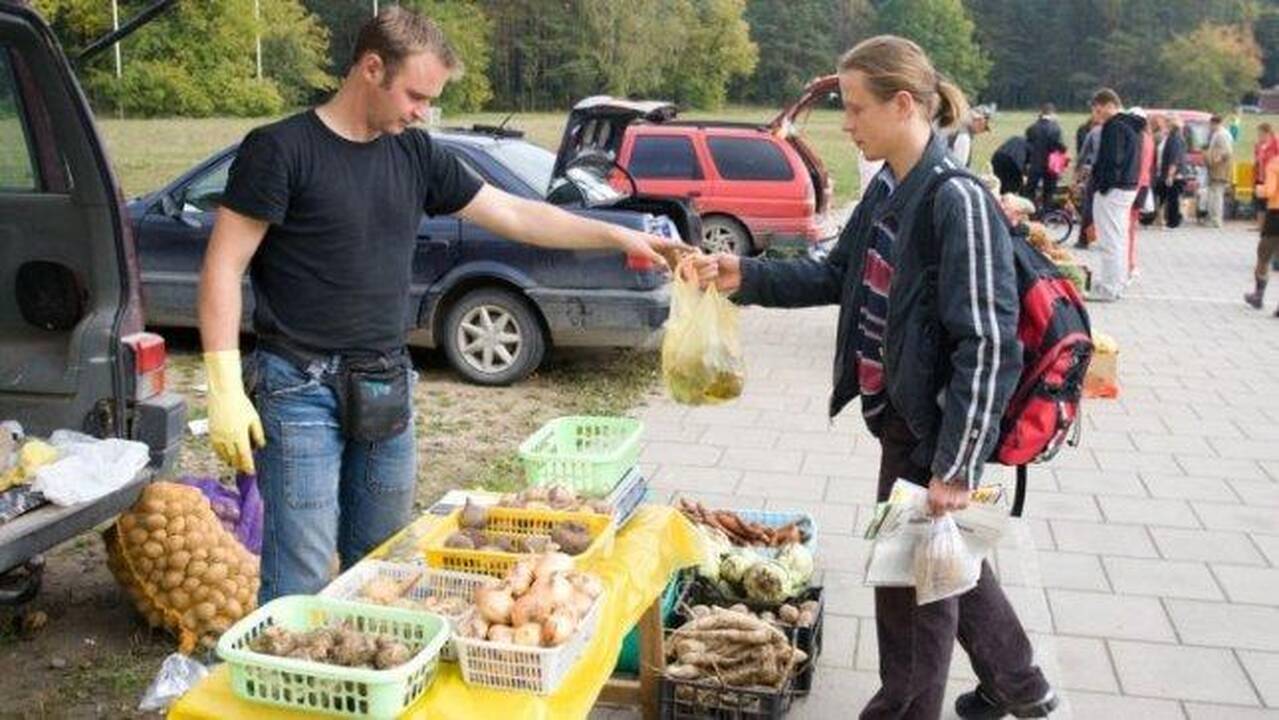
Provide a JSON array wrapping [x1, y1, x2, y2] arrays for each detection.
[[1166, 599, 1279, 651], [1022, 492, 1103, 522], [1183, 704, 1279, 720], [1087, 412, 1170, 434], [696, 426, 779, 450], [673, 490, 767, 510], [1130, 432, 1218, 456], [735, 471, 828, 501], [1154, 386, 1230, 406], [762, 497, 860, 536], [1210, 438, 1279, 462], [1034, 551, 1111, 592], [1212, 565, 1279, 606], [817, 614, 858, 669], [640, 441, 722, 468], [1161, 415, 1247, 439], [718, 447, 804, 473], [639, 422, 706, 443], [800, 451, 880, 480], [855, 620, 978, 681], [1239, 651, 1279, 707], [1141, 473, 1239, 502], [815, 534, 873, 573], [1150, 527, 1268, 565], [648, 465, 742, 494], [824, 477, 879, 505], [1001, 585, 1054, 633], [681, 406, 761, 428], [1253, 534, 1279, 566], [1102, 556, 1223, 600], [1047, 589, 1177, 641], [753, 410, 834, 432], [821, 570, 876, 618], [1027, 518, 1055, 550], [774, 430, 857, 455], [1093, 449, 1185, 475], [1097, 495, 1202, 529], [1194, 402, 1275, 423], [1050, 469, 1147, 497], [788, 667, 881, 719], [1049, 520, 1159, 557], [633, 402, 687, 423], [1193, 502, 1279, 535], [1032, 633, 1118, 693], [1056, 690, 1184, 719], [1178, 456, 1271, 481], [1039, 448, 1100, 471], [1228, 480, 1279, 507], [732, 391, 815, 413], [1069, 430, 1138, 452], [1266, 461, 1279, 482], [1109, 639, 1257, 704]]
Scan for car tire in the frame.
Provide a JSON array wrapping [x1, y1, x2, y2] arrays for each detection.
[[700, 215, 753, 256], [442, 287, 547, 386]]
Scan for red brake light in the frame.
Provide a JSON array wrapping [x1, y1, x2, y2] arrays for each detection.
[[122, 332, 167, 400]]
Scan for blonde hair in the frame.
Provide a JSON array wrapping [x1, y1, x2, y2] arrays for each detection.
[[352, 6, 460, 80], [838, 35, 969, 129]]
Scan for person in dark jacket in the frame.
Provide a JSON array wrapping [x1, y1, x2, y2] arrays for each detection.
[[991, 135, 1029, 195], [1160, 114, 1188, 228], [1089, 88, 1143, 301], [1024, 103, 1065, 210], [690, 35, 1057, 720]]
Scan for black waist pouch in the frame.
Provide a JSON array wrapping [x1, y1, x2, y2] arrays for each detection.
[[329, 356, 411, 443]]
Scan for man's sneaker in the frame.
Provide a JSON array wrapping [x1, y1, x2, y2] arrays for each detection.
[[955, 687, 1059, 719]]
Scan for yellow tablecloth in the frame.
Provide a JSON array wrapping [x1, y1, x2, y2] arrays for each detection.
[[169, 505, 700, 720]]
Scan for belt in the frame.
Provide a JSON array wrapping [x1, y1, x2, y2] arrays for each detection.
[[257, 337, 406, 373]]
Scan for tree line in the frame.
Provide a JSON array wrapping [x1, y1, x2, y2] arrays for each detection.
[[30, 0, 1279, 118]]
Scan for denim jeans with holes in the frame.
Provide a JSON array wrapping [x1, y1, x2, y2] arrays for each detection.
[[251, 349, 416, 604]]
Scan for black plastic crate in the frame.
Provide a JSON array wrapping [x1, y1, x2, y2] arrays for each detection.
[[660, 674, 794, 720], [672, 573, 824, 696]]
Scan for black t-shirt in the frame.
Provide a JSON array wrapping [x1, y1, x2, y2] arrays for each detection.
[[221, 110, 483, 352]]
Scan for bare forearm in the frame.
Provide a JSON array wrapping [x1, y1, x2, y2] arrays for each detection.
[[198, 262, 244, 352], [486, 196, 625, 251]]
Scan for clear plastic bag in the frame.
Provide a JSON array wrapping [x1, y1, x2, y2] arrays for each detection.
[[660, 258, 745, 405], [138, 652, 208, 712], [913, 514, 981, 605]]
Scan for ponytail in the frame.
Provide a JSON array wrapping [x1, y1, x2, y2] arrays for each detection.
[[934, 78, 968, 131], [839, 35, 971, 129]]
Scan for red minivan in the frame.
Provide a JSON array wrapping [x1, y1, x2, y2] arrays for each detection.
[[597, 76, 840, 256]]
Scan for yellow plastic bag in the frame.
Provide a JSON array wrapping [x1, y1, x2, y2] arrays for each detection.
[[661, 258, 745, 405]]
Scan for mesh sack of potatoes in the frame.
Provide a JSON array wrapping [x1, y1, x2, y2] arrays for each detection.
[[104, 481, 260, 652]]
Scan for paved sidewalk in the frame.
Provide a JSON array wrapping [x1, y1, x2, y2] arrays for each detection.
[[628, 222, 1279, 718]]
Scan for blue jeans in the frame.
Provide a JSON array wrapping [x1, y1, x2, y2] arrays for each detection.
[[252, 350, 417, 603]]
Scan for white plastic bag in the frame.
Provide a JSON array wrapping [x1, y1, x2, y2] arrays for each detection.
[[138, 652, 208, 712], [864, 480, 930, 587], [913, 514, 982, 605], [31, 430, 149, 506]]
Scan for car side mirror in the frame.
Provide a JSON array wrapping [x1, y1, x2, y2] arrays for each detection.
[[160, 192, 202, 229]]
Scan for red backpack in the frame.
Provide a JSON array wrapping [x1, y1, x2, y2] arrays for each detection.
[[916, 168, 1093, 516]]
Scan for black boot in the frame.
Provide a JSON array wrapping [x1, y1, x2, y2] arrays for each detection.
[[956, 686, 1059, 719], [1245, 278, 1267, 309]]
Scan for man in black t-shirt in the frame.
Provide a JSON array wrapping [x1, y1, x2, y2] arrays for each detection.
[[199, 7, 687, 602]]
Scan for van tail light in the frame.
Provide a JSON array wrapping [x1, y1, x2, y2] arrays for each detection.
[[122, 331, 167, 401]]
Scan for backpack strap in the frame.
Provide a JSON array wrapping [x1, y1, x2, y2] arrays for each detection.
[[1013, 464, 1028, 517], [911, 167, 1000, 270]]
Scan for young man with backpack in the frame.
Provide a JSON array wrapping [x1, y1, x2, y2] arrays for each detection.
[[691, 35, 1081, 720]]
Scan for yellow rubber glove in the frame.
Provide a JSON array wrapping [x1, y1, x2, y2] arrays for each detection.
[[203, 350, 265, 474]]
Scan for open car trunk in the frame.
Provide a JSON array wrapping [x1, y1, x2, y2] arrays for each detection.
[[768, 75, 838, 217], [0, 3, 183, 584]]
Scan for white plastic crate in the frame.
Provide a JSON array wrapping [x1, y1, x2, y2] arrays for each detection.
[[321, 560, 487, 662], [452, 591, 604, 695]]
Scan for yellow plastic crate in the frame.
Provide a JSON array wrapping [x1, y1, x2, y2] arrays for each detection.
[[423, 507, 614, 578]]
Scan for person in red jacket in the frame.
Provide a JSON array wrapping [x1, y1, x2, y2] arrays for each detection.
[[1253, 123, 1279, 222], [1127, 108, 1155, 283]]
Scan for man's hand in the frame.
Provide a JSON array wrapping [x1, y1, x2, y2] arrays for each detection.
[[615, 226, 692, 271], [686, 253, 742, 293], [927, 476, 970, 517], [204, 350, 265, 474]]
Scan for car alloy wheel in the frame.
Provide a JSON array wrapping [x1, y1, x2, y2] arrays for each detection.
[[456, 304, 522, 375], [701, 216, 751, 256]]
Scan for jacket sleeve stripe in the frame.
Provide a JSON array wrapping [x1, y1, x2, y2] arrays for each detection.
[[941, 177, 990, 482], [965, 180, 1004, 483]]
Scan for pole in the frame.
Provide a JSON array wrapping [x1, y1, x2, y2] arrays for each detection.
[[112, 0, 121, 78], [254, 0, 262, 80]]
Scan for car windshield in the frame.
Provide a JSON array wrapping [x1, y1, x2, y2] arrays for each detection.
[[485, 139, 624, 203]]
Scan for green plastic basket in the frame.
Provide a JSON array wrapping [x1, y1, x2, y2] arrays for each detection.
[[519, 416, 644, 495], [217, 595, 449, 719]]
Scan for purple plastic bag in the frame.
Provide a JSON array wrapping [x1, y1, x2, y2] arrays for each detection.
[[179, 473, 263, 555]]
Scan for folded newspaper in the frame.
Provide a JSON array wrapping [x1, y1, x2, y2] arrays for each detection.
[[864, 479, 1010, 604]]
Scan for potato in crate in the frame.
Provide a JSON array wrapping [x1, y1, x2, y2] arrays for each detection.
[[424, 503, 614, 578]]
